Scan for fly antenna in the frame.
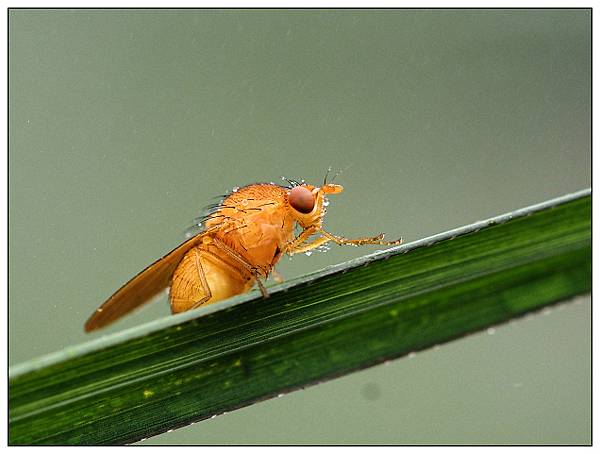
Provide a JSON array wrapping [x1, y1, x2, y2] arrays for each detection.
[[323, 166, 333, 185], [330, 164, 353, 184]]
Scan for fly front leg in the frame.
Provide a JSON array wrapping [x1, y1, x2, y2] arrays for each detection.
[[286, 235, 331, 256], [285, 228, 403, 256], [320, 230, 403, 247], [283, 226, 319, 254]]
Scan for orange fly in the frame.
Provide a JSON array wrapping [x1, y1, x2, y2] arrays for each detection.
[[84, 175, 402, 332]]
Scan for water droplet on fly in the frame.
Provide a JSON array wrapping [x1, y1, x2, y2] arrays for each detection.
[[317, 244, 331, 253], [305, 251, 313, 256], [232, 186, 239, 193], [323, 197, 330, 207]]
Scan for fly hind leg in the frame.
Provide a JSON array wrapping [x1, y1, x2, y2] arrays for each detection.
[[211, 237, 269, 298], [170, 248, 212, 313]]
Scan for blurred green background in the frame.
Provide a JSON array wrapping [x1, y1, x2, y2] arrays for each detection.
[[9, 9, 590, 444]]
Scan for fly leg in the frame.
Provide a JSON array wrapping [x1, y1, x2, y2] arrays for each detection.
[[190, 249, 212, 309], [271, 269, 284, 283], [170, 248, 213, 313], [319, 230, 403, 247], [282, 226, 320, 255], [286, 228, 402, 256], [286, 235, 331, 256], [211, 237, 270, 298]]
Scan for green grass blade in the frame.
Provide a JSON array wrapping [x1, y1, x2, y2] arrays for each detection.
[[9, 189, 591, 445]]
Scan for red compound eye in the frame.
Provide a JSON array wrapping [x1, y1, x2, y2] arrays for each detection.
[[289, 186, 315, 214]]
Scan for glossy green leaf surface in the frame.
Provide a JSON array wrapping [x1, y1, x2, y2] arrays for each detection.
[[9, 189, 591, 445]]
